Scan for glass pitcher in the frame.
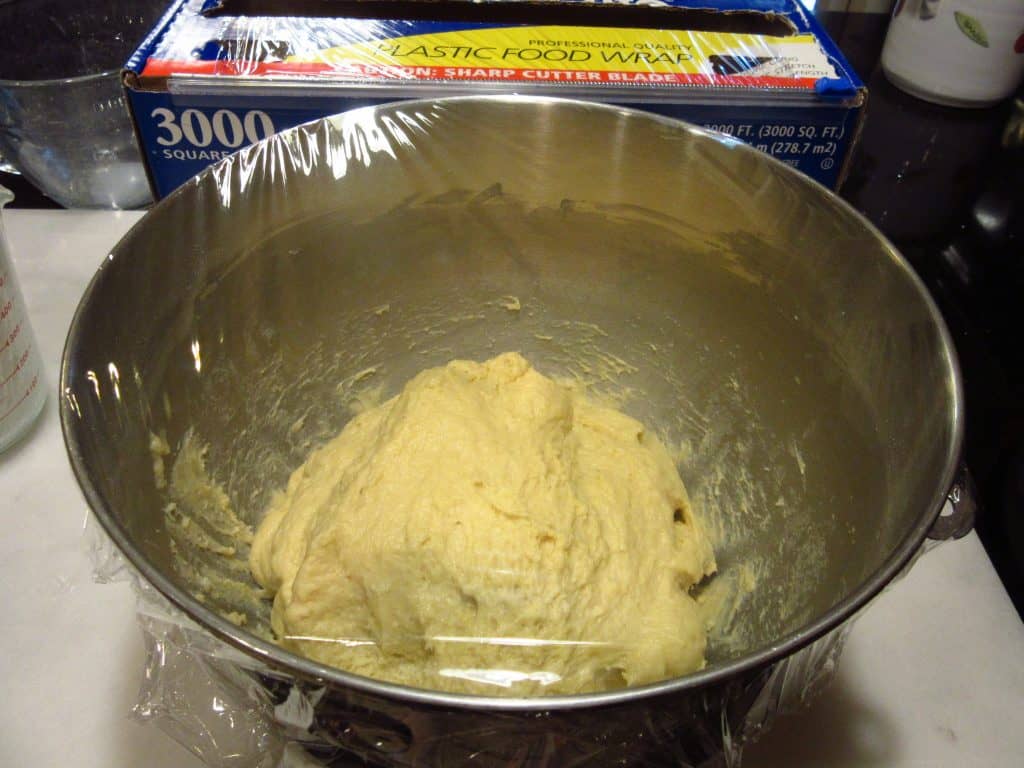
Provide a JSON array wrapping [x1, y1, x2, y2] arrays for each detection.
[[0, 185, 46, 450]]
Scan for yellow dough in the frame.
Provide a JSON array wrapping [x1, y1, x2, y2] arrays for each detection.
[[250, 352, 716, 695]]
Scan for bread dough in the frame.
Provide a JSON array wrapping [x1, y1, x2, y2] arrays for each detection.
[[250, 352, 716, 695]]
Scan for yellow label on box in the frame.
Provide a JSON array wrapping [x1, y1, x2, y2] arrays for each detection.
[[289, 26, 832, 85]]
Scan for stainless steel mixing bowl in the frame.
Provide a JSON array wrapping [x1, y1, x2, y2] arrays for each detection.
[[60, 97, 969, 766]]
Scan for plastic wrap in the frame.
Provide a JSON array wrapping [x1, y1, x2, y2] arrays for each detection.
[[90, 512, 866, 768], [64, 96, 967, 767]]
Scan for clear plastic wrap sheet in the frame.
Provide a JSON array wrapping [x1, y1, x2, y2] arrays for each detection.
[[88, 511, 933, 768], [64, 96, 965, 768]]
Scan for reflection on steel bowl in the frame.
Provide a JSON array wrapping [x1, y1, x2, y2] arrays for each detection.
[[61, 97, 968, 766]]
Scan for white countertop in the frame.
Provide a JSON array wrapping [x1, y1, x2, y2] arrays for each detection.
[[1, 209, 1022, 768]]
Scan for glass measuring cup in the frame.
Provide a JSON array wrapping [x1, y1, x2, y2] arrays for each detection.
[[0, 185, 46, 451], [0, 0, 169, 209]]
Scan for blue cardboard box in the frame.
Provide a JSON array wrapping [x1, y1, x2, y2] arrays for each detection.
[[124, 0, 866, 198]]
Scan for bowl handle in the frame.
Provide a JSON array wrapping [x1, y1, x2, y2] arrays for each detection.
[[928, 466, 977, 541]]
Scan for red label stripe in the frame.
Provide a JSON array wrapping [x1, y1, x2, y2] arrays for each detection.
[[140, 58, 819, 89]]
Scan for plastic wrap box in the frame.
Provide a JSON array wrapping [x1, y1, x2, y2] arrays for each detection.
[[124, 0, 866, 198]]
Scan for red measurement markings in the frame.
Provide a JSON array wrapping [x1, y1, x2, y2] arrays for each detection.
[[0, 271, 6, 289], [0, 321, 20, 354], [1, 346, 30, 388], [0, 299, 12, 322], [0, 373, 38, 424]]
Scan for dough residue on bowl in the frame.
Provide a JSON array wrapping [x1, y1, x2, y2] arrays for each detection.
[[249, 351, 716, 695]]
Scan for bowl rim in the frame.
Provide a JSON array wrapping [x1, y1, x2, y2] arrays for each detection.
[[59, 94, 965, 712]]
